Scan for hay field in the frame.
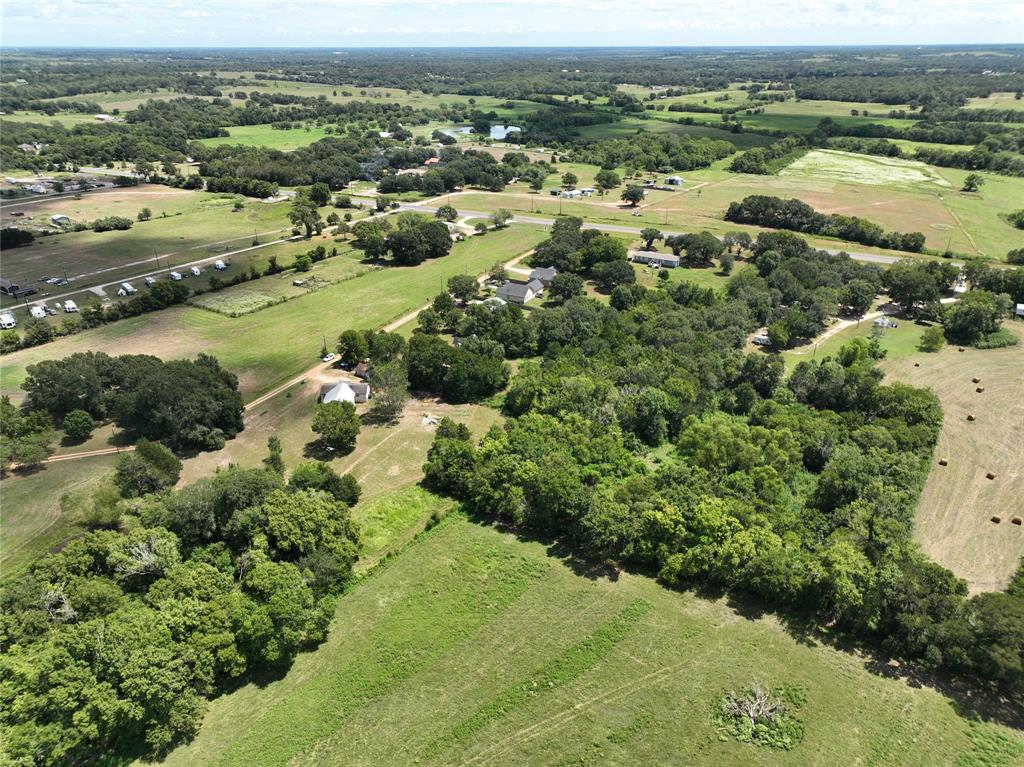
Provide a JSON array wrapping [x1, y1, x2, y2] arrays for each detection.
[[882, 322, 1024, 593], [197, 124, 336, 151]]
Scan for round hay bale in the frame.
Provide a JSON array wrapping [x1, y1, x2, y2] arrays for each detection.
[[958, 347, 965, 352], [991, 516, 1002, 524], [967, 414, 976, 421], [972, 377, 981, 383], [938, 458, 948, 466], [986, 472, 996, 480], [976, 387, 985, 393], [913, 362, 920, 367], [1012, 518, 1022, 526]]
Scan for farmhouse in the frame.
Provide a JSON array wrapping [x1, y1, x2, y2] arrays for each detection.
[[631, 250, 680, 268], [528, 266, 558, 286], [496, 280, 541, 304], [319, 381, 371, 404]]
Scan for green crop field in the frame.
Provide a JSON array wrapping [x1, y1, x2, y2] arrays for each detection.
[[150, 512, 1023, 767], [0, 224, 549, 401]]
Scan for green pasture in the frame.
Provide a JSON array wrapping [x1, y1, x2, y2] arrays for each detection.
[[0, 224, 549, 401], [197, 124, 336, 151], [151, 513, 1021, 767]]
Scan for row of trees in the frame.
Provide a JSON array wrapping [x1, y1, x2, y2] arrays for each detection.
[[725, 195, 926, 253]]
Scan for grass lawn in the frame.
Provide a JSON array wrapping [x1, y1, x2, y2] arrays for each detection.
[[881, 321, 1024, 593], [577, 116, 773, 150], [964, 92, 1024, 111], [0, 112, 99, 127], [0, 453, 118, 577], [150, 513, 1022, 767], [0, 224, 549, 401], [782, 315, 929, 372]]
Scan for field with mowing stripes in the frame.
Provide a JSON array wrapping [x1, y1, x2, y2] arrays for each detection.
[[152, 514, 1023, 767]]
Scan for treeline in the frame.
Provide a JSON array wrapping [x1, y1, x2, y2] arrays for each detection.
[[418, 223, 1023, 703], [567, 133, 735, 172], [728, 136, 807, 174], [725, 195, 926, 253]]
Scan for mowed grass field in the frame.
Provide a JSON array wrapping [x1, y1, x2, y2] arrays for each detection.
[[881, 322, 1024, 594], [0, 225, 548, 401], [577, 116, 774, 149], [151, 512, 1022, 767], [197, 124, 336, 151]]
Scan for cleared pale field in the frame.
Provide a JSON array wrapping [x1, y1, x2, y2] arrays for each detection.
[[779, 149, 951, 188], [964, 92, 1024, 111], [881, 322, 1024, 594], [0, 225, 549, 401], [0, 112, 99, 127], [658, 109, 914, 134], [152, 513, 1021, 767]]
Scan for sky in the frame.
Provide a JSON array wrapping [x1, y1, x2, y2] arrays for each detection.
[[2, 0, 1022, 48]]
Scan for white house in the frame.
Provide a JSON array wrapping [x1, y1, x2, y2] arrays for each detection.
[[496, 280, 538, 305], [319, 381, 371, 405], [29, 305, 46, 319], [0, 312, 17, 329], [631, 250, 680, 268]]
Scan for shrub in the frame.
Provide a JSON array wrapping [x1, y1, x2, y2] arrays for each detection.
[[918, 325, 946, 352], [973, 328, 1020, 349], [714, 684, 805, 750], [62, 409, 94, 441]]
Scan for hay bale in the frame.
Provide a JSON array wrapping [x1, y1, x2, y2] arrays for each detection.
[[913, 362, 920, 367], [1012, 518, 1022, 526], [972, 377, 981, 383], [986, 472, 996, 480], [958, 347, 965, 352], [976, 387, 985, 393], [967, 414, 976, 421], [991, 516, 1002, 524], [938, 458, 948, 466]]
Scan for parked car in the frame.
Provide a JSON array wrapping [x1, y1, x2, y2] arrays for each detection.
[[321, 353, 336, 363]]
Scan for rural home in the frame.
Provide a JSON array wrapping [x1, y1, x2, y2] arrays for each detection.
[[631, 250, 680, 268], [528, 266, 558, 286], [496, 280, 540, 304], [320, 381, 371, 404]]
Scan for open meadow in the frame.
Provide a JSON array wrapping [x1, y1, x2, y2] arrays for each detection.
[[151, 512, 1023, 767]]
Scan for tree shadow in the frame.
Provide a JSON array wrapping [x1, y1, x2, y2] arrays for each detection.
[[303, 439, 354, 461]]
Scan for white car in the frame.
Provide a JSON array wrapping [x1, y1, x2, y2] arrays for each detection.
[[321, 353, 336, 363]]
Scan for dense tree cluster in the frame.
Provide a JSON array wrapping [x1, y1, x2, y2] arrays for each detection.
[[728, 137, 807, 174], [422, 224, 1023, 701], [567, 133, 735, 172], [22, 352, 244, 451], [0, 456, 360, 763], [725, 195, 926, 252]]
